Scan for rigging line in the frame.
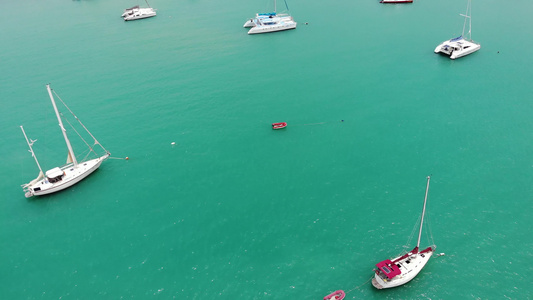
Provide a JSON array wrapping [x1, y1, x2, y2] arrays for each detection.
[[400, 213, 422, 255], [53, 89, 108, 153], [425, 200, 436, 246], [60, 112, 97, 157], [346, 275, 373, 294]]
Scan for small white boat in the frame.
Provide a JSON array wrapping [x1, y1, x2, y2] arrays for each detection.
[[372, 176, 436, 289], [20, 84, 110, 198], [380, 0, 413, 3], [434, 0, 480, 59], [245, 0, 297, 34], [123, 0, 156, 21]]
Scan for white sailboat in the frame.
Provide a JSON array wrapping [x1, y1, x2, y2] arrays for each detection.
[[123, 0, 156, 21], [372, 176, 436, 289], [380, 0, 413, 4], [434, 0, 480, 59], [21, 84, 110, 198], [244, 0, 297, 34]]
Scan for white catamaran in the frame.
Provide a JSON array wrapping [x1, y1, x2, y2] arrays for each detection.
[[122, 0, 156, 21], [244, 0, 297, 34], [21, 84, 110, 198], [372, 176, 436, 289], [434, 0, 480, 59]]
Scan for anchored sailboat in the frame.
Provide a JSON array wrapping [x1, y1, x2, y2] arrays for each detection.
[[21, 84, 110, 198], [434, 0, 480, 59], [372, 176, 436, 289], [244, 0, 297, 34], [122, 0, 156, 21]]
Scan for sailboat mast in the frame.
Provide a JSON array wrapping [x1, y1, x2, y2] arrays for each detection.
[[20, 125, 44, 174], [46, 84, 78, 167], [469, 0, 472, 40], [416, 176, 431, 249], [274, 0, 277, 13]]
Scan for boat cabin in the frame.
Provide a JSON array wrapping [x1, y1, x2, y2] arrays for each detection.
[[45, 167, 65, 183], [375, 259, 401, 279]]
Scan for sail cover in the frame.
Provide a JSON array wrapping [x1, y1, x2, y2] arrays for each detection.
[[46, 167, 63, 178], [376, 259, 401, 279]]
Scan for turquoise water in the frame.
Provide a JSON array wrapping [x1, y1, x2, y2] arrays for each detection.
[[1, 0, 532, 299]]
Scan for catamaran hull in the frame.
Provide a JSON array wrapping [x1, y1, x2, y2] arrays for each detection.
[[372, 251, 433, 289], [248, 22, 297, 34], [26, 155, 109, 197], [124, 13, 156, 21], [244, 19, 255, 28], [434, 42, 480, 59], [449, 45, 480, 59]]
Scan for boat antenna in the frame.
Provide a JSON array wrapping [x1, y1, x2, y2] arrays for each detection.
[[20, 125, 44, 175], [460, 0, 472, 40], [47, 84, 79, 167], [416, 176, 431, 250]]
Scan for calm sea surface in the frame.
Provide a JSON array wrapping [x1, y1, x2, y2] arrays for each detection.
[[1, 0, 532, 299]]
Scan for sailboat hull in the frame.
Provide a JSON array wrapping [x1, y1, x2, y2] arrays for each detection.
[[372, 250, 433, 289], [26, 154, 109, 197]]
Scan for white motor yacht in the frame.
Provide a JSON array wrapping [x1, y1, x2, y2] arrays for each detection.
[[435, 0, 480, 59]]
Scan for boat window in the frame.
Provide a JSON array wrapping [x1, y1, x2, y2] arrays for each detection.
[[48, 175, 63, 183], [382, 266, 391, 274]]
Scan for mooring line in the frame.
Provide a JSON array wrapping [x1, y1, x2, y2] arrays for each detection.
[[346, 275, 373, 294]]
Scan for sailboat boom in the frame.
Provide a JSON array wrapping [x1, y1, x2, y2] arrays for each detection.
[[20, 126, 44, 174]]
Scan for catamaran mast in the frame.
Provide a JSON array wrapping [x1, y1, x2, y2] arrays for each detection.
[[274, 0, 277, 13], [460, 0, 472, 40], [416, 176, 431, 249], [20, 125, 44, 174], [46, 84, 78, 167]]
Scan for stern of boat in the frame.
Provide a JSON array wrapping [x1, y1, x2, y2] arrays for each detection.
[[372, 277, 384, 289]]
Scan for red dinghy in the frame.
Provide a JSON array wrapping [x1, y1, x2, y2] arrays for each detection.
[[272, 122, 287, 130], [324, 290, 345, 300]]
